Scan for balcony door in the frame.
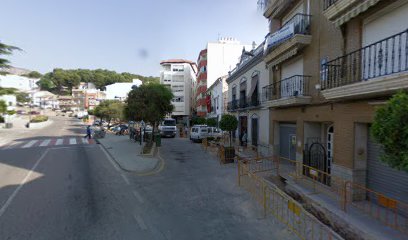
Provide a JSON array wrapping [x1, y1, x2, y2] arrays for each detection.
[[281, 57, 304, 98]]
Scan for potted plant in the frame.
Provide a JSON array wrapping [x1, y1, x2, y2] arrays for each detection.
[[219, 114, 238, 163]]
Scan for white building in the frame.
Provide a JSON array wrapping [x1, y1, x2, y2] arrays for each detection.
[[160, 59, 197, 124], [226, 43, 271, 156], [32, 91, 58, 109], [104, 79, 142, 100], [0, 74, 39, 92], [195, 38, 254, 117], [206, 76, 228, 125], [0, 95, 17, 110]]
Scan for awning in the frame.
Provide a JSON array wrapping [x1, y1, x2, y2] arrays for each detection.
[[334, 0, 381, 27], [248, 74, 259, 97]]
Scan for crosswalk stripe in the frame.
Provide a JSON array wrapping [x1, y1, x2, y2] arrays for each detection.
[[39, 139, 51, 147], [81, 138, 89, 144], [22, 140, 38, 148], [55, 139, 63, 145], [69, 138, 76, 145]]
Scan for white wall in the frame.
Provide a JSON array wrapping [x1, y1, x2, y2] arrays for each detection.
[[0, 75, 39, 91], [207, 41, 252, 88], [0, 95, 16, 110], [104, 79, 142, 100]]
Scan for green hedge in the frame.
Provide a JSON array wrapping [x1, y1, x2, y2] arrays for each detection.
[[30, 115, 48, 123], [0, 116, 4, 123]]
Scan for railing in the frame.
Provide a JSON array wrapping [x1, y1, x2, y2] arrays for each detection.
[[239, 98, 248, 109], [247, 94, 260, 107], [322, 29, 408, 90], [262, 75, 311, 102], [323, 0, 339, 10], [227, 100, 238, 111], [265, 13, 311, 50]]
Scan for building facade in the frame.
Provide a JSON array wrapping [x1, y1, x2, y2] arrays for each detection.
[[195, 38, 253, 117], [226, 43, 271, 155], [160, 59, 197, 124], [259, 0, 408, 202], [206, 75, 228, 126], [104, 79, 142, 100]]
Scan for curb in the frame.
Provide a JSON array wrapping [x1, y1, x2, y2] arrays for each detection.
[[96, 138, 162, 175]]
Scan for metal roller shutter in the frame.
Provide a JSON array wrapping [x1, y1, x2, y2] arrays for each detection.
[[367, 133, 408, 203], [279, 124, 296, 161]]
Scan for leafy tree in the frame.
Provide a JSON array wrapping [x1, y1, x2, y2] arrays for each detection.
[[0, 87, 16, 95], [94, 100, 124, 124], [192, 117, 206, 125], [0, 100, 7, 114], [36, 68, 159, 94], [23, 71, 42, 78], [16, 92, 30, 103], [124, 83, 173, 140], [219, 114, 238, 147], [0, 42, 21, 68], [371, 91, 408, 172], [206, 118, 217, 127]]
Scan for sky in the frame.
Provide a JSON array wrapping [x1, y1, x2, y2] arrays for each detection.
[[1, 0, 268, 77]]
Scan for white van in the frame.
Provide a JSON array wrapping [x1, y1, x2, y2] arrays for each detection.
[[190, 125, 208, 142], [207, 127, 222, 139]]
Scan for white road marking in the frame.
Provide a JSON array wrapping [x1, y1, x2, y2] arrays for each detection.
[[55, 139, 63, 145], [39, 139, 51, 147], [69, 138, 76, 145], [81, 138, 89, 144], [0, 149, 50, 218], [121, 173, 130, 185], [132, 190, 144, 204], [99, 145, 121, 172], [134, 214, 148, 230], [22, 140, 38, 148]]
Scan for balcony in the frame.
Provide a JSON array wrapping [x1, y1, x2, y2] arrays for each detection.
[[264, 14, 312, 66], [321, 30, 408, 100], [262, 75, 312, 108], [227, 100, 238, 112], [258, 0, 294, 19], [323, 0, 381, 26]]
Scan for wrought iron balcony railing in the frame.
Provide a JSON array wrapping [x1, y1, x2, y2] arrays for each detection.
[[323, 0, 339, 10], [227, 100, 238, 111], [265, 13, 311, 50], [262, 75, 311, 101], [321, 29, 408, 90]]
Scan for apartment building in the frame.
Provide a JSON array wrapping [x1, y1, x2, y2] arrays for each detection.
[[195, 38, 253, 117], [160, 59, 197, 124], [226, 43, 271, 155], [206, 75, 228, 126], [259, 0, 408, 203]]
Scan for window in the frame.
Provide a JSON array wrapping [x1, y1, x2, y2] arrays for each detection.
[[172, 96, 184, 102], [172, 65, 184, 72]]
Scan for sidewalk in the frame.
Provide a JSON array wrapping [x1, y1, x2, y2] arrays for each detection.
[[97, 133, 160, 174]]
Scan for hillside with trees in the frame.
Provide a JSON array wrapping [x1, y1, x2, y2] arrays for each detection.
[[37, 68, 159, 94]]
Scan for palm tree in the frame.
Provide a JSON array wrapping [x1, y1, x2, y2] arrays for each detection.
[[0, 41, 21, 69]]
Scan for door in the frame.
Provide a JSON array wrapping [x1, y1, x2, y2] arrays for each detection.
[[251, 118, 258, 146], [279, 124, 296, 161], [367, 132, 408, 203]]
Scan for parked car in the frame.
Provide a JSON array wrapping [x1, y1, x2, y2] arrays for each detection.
[[16, 110, 27, 115], [207, 127, 222, 139], [190, 125, 208, 142], [29, 111, 40, 115]]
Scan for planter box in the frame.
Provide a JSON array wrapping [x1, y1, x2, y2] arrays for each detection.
[[223, 146, 235, 164]]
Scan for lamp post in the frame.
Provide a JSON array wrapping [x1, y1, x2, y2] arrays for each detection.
[[140, 120, 145, 146]]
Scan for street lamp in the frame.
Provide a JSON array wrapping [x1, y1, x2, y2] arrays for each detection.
[[140, 120, 145, 146]]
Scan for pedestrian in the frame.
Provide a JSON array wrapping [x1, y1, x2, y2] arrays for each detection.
[[184, 125, 189, 137], [84, 125, 92, 139], [241, 130, 247, 147]]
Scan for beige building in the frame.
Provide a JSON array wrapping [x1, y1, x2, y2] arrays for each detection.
[[260, 0, 408, 203]]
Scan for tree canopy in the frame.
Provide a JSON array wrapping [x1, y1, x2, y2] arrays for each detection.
[[94, 100, 124, 123], [0, 100, 7, 114], [22, 71, 42, 79], [371, 91, 408, 172], [206, 118, 217, 127], [37, 68, 160, 94], [0, 41, 21, 69], [124, 83, 173, 132], [219, 114, 238, 147], [0, 87, 17, 96]]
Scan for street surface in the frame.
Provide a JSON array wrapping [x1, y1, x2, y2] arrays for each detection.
[[0, 117, 295, 240]]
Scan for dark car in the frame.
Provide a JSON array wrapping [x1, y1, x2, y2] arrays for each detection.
[[29, 111, 40, 115]]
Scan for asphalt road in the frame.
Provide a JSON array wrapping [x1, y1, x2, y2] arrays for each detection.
[[0, 117, 295, 240]]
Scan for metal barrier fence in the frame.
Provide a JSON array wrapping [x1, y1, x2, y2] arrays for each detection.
[[238, 159, 344, 240], [345, 181, 408, 234]]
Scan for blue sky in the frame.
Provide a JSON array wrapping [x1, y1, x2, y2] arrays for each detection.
[[1, 0, 268, 77]]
